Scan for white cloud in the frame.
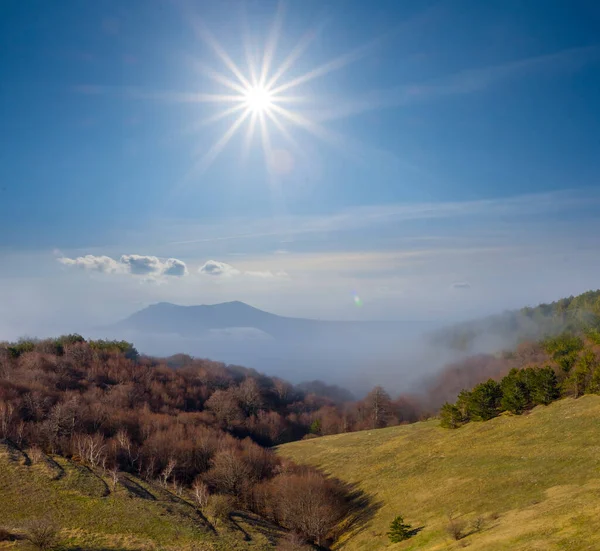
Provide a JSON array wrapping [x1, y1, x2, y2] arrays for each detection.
[[199, 260, 240, 277], [58, 255, 122, 274], [163, 258, 188, 277], [120, 254, 163, 275], [58, 254, 188, 278]]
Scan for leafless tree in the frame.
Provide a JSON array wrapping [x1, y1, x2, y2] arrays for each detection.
[[25, 519, 59, 551], [365, 386, 392, 429], [0, 401, 14, 439], [268, 471, 347, 547], [160, 458, 177, 486], [192, 478, 210, 509], [236, 378, 263, 415], [205, 389, 243, 429], [108, 467, 120, 491], [73, 433, 107, 468], [116, 428, 139, 469], [204, 449, 251, 496]]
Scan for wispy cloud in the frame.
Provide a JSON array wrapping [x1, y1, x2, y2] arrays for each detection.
[[199, 260, 289, 280], [313, 45, 600, 122], [162, 188, 600, 248]]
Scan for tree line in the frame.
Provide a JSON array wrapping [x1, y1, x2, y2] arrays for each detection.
[[440, 330, 600, 428]]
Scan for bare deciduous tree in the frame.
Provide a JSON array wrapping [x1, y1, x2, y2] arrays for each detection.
[[160, 458, 177, 487], [25, 519, 59, 551], [192, 478, 210, 509], [73, 433, 107, 468]]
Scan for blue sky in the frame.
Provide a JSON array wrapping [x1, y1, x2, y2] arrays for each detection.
[[1, 0, 600, 336]]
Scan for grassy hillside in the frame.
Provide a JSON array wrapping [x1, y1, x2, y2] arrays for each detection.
[[0, 445, 280, 551], [279, 396, 600, 551]]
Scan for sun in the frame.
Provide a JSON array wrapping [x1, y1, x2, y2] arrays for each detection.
[[244, 86, 273, 114], [175, 5, 367, 178]]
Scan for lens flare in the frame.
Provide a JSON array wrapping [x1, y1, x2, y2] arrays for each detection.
[[353, 293, 363, 307]]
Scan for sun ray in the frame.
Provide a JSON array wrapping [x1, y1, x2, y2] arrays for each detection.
[[269, 42, 372, 96], [264, 108, 308, 161], [242, 110, 259, 161], [242, 17, 259, 87], [127, 89, 245, 104], [190, 19, 252, 89], [201, 103, 249, 126], [190, 60, 249, 95], [188, 108, 252, 178], [167, 4, 386, 186], [259, 111, 273, 167], [264, 25, 320, 90], [259, 1, 285, 88], [268, 103, 341, 147]]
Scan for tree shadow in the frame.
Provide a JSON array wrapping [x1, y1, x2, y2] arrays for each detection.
[[41, 454, 66, 480], [407, 525, 424, 537], [78, 464, 110, 497], [152, 485, 215, 534], [230, 511, 284, 545], [1, 439, 31, 465], [227, 513, 252, 542], [337, 481, 384, 542], [0, 528, 24, 542], [119, 475, 156, 500]]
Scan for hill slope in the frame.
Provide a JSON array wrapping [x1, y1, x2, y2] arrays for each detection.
[[431, 289, 600, 354], [279, 396, 600, 551], [0, 444, 280, 551]]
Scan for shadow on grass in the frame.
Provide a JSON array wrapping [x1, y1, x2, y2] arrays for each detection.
[[119, 475, 156, 500], [1, 439, 31, 465], [42, 454, 66, 480], [408, 525, 425, 537], [0, 527, 24, 542], [338, 481, 384, 543], [79, 464, 110, 497], [230, 511, 284, 545]]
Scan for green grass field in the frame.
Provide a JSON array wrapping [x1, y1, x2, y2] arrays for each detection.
[[0, 445, 280, 551], [279, 395, 600, 551]]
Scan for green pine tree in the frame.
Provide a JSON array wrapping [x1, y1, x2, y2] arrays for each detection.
[[387, 515, 413, 543]]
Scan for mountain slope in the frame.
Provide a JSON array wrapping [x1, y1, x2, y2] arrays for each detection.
[[103, 302, 439, 390], [112, 301, 429, 341], [278, 395, 600, 551], [0, 443, 280, 551]]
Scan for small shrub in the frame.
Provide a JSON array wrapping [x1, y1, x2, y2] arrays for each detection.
[[472, 515, 484, 533], [206, 494, 234, 522], [29, 446, 44, 465], [387, 515, 413, 543], [446, 517, 466, 541], [25, 519, 59, 551]]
